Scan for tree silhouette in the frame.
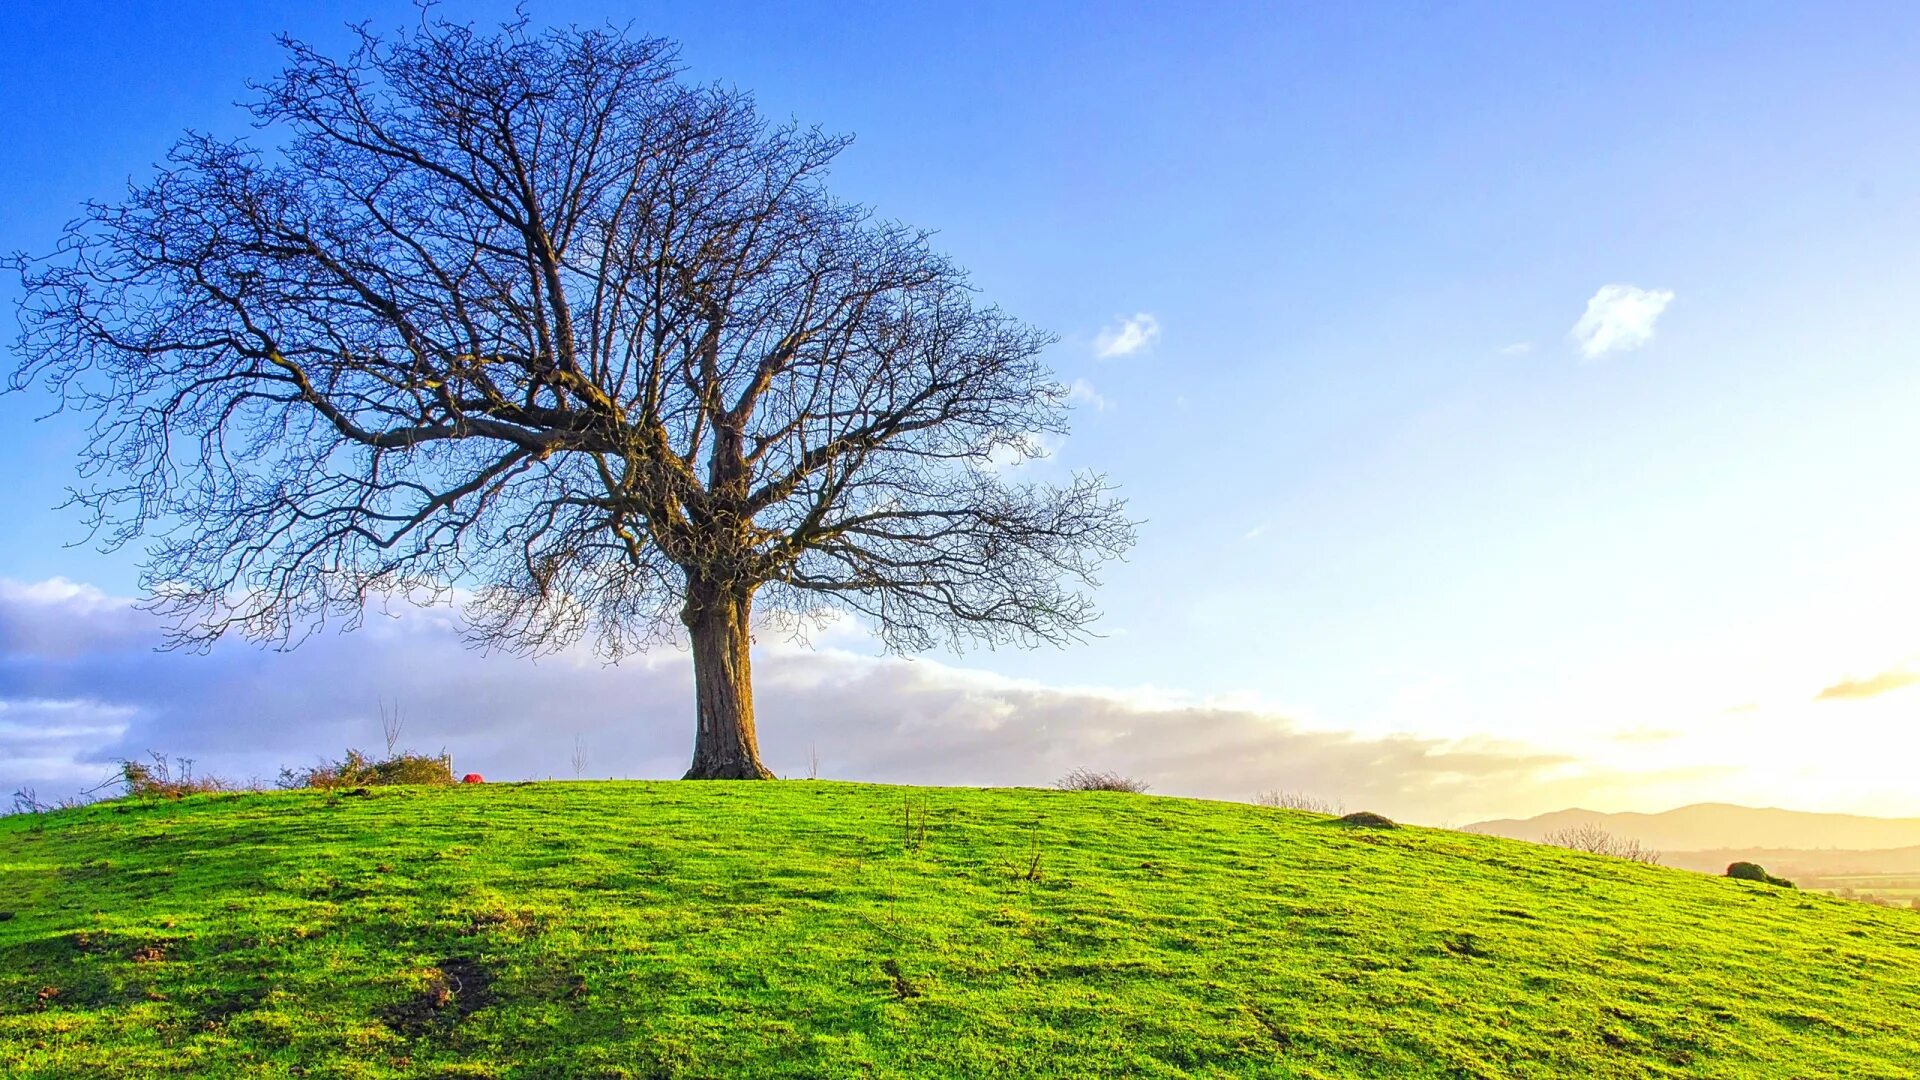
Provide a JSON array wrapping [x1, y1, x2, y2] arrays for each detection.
[[11, 16, 1133, 779]]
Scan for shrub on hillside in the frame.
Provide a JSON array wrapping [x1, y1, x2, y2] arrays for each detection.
[[280, 749, 455, 790], [1725, 861, 1796, 888], [1254, 790, 1343, 815], [120, 754, 231, 799], [1056, 768, 1150, 794], [11, 787, 89, 815], [1543, 823, 1663, 866]]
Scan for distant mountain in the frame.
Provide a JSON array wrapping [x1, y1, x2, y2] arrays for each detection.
[[1465, 803, 1920, 852]]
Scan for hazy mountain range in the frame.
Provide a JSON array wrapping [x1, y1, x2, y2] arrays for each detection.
[[1467, 804, 1920, 882], [1466, 803, 1920, 852]]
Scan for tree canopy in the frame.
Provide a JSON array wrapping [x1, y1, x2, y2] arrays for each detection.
[[11, 16, 1134, 778]]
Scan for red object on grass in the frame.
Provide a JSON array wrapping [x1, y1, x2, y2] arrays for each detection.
[[461, 773, 485, 784]]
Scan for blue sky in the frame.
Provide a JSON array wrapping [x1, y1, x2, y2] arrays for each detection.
[[6, 3, 1920, 818]]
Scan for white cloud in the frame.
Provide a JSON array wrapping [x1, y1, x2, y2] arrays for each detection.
[[1093, 312, 1160, 358], [1067, 378, 1108, 411], [1500, 341, 1533, 356], [1569, 284, 1675, 358], [0, 576, 1605, 823]]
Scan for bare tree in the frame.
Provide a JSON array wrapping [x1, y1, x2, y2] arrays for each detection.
[[10, 16, 1133, 780], [379, 699, 404, 757]]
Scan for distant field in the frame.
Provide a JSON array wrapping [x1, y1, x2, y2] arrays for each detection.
[[1803, 875, 1920, 906], [1811, 890, 1920, 903], [1809, 875, 1920, 888], [6, 782, 1920, 1077]]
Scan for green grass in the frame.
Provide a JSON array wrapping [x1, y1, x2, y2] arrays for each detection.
[[4, 782, 1920, 1078]]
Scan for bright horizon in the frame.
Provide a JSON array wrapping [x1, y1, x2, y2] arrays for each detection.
[[6, 3, 1920, 823]]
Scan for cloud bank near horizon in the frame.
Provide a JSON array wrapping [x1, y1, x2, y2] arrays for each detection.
[[2, 577, 1631, 822]]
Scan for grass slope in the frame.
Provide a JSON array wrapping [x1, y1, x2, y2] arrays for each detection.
[[4, 782, 1919, 1078]]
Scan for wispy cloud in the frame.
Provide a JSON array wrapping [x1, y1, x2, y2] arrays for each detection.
[[1093, 313, 1160, 359], [1569, 284, 1674, 358], [1067, 377, 1108, 411], [0, 577, 1596, 822], [1815, 667, 1920, 702], [1611, 727, 1681, 744], [1500, 341, 1533, 356]]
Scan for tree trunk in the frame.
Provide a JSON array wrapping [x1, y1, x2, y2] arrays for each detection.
[[681, 582, 775, 779]]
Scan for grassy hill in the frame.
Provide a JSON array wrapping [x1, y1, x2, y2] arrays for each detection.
[[4, 783, 1920, 1078]]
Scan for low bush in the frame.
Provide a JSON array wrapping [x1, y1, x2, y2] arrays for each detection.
[[119, 754, 231, 799], [1056, 768, 1150, 794], [1543, 824, 1663, 866], [1726, 861, 1796, 888], [10, 787, 89, 816], [280, 749, 456, 790], [1255, 790, 1343, 815]]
